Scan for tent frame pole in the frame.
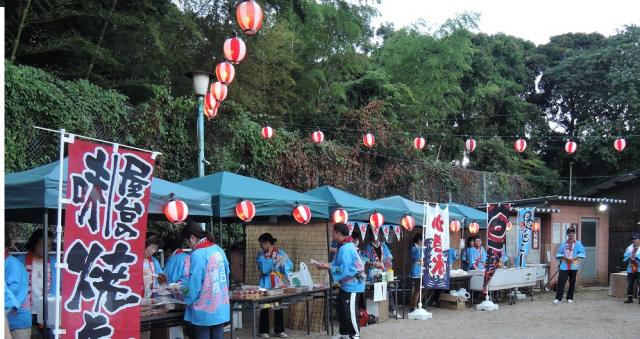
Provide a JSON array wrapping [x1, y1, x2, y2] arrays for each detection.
[[43, 209, 49, 334]]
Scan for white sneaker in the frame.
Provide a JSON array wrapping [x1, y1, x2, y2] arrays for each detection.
[[567, 299, 574, 304], [259, 334, 270, 338], [552, 299, 560, 304]]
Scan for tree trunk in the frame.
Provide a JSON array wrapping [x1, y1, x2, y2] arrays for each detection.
[[10, 0, 33, 62], [87, 0, 118, 78]]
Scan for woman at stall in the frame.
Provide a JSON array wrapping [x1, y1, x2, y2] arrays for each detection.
[[410, 233, 424, 311], [467, 237, 487, 271], [142, 233, 167, 297], [5, 235, 31, 339], [361, 232, 397, 317], [256, 233, 292, 338], [163, 236, 190, 285], [461, 236, 476, 271], [182, 223, 230, 339]]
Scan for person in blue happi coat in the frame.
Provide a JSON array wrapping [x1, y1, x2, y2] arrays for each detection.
[[163, 236, 191, 285], [461, 236, 475, 271], [256, 233, 293, 338], [553, 227, 586, 304], [5, 235, 32, 339], [467, 237, 487, 271], [622, 233, 640, 304], [409, 233, 424, 310], [182, 223, 230, 339]]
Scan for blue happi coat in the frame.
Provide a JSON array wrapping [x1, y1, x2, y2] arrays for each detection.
[[256, 248, 293, 289], [144, 256, 164, 289], [447, 248, 458, 268], [362, 242, 393, 281], [5, 255, 32, 330], [184, 244, 230, 326], [623, 245, 640, 273], [16, 253, 57, 296], [467, 247, 487, 270], [556, 241, 586, 271], [164, 250, 190, 284], [331, 242, 365, 293], [410, 245, 423, 278]]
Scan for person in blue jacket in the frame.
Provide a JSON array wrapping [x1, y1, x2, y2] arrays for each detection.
[[256, 233, 293, 338], [623, 233, 640, 304], [182, 223, 230, 339], [142, 233, 167, 297], [314, 223, 365, 339], [409, 233, 424, 310], [164, 236, 191, 285], [468, 237, 487, 270], [553, 227, 586, 304], [461, 236, 475, 271], [5, 235, 32, 339]]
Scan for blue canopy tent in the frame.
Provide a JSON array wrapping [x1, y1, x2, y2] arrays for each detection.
[[374, 196, 464, 227], [449, 202, 487, 229]]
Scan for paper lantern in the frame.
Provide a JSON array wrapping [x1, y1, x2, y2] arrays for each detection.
[[363, 133, 375, 148], [532, 221, 540, 232], [449, 219, 461, 233], [565, 139, 577, 155], [204, 102, 219, 120], [401, 215, 415, 231], [215, 61, 235, 84], [614, 138, 626, 152], [235, 200, 256, 222], [261, 126, 275, 139], [210, 82, 228, 101], [469, 221, 480, 235], [164, 200, 188, 223], [223, 37, 247, 64], [236, 0, 263, 35], [514, 138, 527, 153], [506, 221, 513, 232], [332, 208, 349, 224], [413, 136, 426, 150], [370, 212, 384, 228], [311, 130, 325, 144], [293, 204, 312, 224], [465, 138, 477, 153]]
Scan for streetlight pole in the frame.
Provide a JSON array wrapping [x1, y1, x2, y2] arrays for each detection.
[[186, 70, 214, 177]]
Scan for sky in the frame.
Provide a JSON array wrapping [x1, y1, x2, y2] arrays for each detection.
[[370, 0, 640, 45]]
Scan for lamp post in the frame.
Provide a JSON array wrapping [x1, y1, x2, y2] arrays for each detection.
[[186, 70, 214, 177]]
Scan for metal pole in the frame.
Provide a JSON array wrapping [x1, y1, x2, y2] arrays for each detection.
[[43, 209, 49, 332], [197, 95, 205, 177], [483, 172, 487, 204], [401, 228, 407, 318], [53, 129, 68, 339], [569, 162, 573, 196], [218, 220, 223, 250]]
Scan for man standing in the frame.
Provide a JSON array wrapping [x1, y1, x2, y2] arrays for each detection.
[[553, 227, 586, 304], [315, 223, 365, 339], [623, 233, 640, 304], [468, 238, 487, 271]]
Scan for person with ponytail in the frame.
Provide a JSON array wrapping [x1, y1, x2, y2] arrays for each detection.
[[181, 223, 230, 339]]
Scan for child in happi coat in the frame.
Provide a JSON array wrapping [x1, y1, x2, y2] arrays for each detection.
[[182, 223, 230, 339], [5, 235, 32, 339], [623, 233, 640, 304], [553, 227, 586, 304]]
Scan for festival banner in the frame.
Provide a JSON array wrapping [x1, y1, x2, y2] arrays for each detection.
[[393, 225, 402, 241], [424, 204, 450, 289], [358, 223, 367, 241], [61, 139, 155, 339], [516, 208, 535, 267], [382, 225, 390, 242], [346, 222, 354, 236], [482, 204, 511, 294]]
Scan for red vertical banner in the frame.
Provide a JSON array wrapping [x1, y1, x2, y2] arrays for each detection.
[[61, 139, 155, 339]]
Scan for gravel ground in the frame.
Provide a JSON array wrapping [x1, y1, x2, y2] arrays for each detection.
[[232, 288, 640, 339]]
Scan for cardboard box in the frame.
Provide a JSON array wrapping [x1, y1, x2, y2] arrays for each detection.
[[438, 293, 467, 311], [366, 298, 389, 322]]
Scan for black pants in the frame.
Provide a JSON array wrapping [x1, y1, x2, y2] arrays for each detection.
[[627, 272, 640, 297], [555, 270, 578, 301], [336, 290, 360, 338], [259, 308, 284, 335]]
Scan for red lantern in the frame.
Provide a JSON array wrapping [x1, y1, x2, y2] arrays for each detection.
[[363, 133, 375, 148], [164, 199, 189, 223], [236, 0, 263, 35], [210, 82, 228, 101], [235, 200, 256, 222], [204, 102, 219, 120], [469, 221, 480, 235], [565, 139, 577, 155], [532, 221, 540, 232], [506, 221, 513, 232], [223, 37, 247, 64], [614, 138, 626, 152], [293, 204, 312, 224], [332, 208, 349, 224], [215, 61, 235, 84], [401, 215, 415, 231], [261, 126, 275, 139], [369, 212, 384, 228], [413, 136, 426, 150], [449, 219, 461, 233], [311, 130, 325, 144], [465, 138, 476, 153], [514, 138, 527, 153]]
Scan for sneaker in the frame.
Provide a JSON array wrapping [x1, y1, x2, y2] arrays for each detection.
[[624, 297, 633, 304], [259, 334, 270, 338], [567, 299, 574, 304], [552, 299, 560, 304], [276, 333, 288, 338]]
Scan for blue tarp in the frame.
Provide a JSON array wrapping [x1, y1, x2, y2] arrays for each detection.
[[180, 172, 329, 219], [4, 159, 214, 217], [449, 202, 487, 229], [304, 186, 406, 225], [374, 196, 464, 227]]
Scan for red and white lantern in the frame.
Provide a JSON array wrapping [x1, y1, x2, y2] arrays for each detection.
[[261, 126, 275, 139], [506, 221, 513, 232], [210, 82, 228, 101], [565, 139, 577, 155], [370, 212, 384, 228], [223, 37, 247, 64], [401, 215, 415, 231], [215, 61, 235, 84], [236, 0, 263, 35], [469, 221, 480, 235], [293, 204, 312, 224], [614, 138, 626, 152], [235, 200, 256, 222], [532, 221, 540, 232], [311, 130, 325, 144], [514, 138, 527, 153], [204, 102, 219, 120], [363, 133, 375, 148], [332, 208, 348, 224], [164, 199, 189, 223], [449, 219, 461, 233], [413, 136, 426, 150], [465, 138, 477, 153]]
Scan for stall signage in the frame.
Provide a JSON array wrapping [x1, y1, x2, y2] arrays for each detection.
[[424, 204, 450, 289], [516, 208, 535, 267], [482, 204, 510, 294], [61, 139, 155, 339]]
